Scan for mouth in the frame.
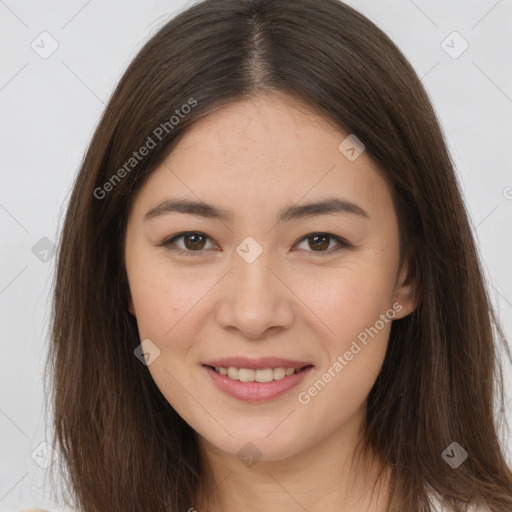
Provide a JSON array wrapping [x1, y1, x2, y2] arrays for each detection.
[[201, 360, 314, 402], [203, 364, 313, 382]]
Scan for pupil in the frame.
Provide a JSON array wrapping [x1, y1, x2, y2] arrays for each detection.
[[310, 235, 329, 251], [186, 234, 205, 250]]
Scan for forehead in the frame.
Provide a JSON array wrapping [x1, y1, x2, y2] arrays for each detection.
[[131, 92, 393, 223], [168, 92, 353, 169]]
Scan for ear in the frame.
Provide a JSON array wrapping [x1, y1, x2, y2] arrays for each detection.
[[128, 295, 136, 316], [392, 243, 419, 320]]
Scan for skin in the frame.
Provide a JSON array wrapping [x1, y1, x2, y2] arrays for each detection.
[[124, 91, 416, 512]]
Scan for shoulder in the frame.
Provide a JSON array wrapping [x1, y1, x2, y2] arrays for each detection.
[[17, 507, 76, 512], [435, 503, 491, 512], [18, 509, 52, 512], [428, 490, 492, 512]]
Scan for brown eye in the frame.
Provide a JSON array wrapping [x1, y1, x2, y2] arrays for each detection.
[[181, 233, 207, 250], [295, 233, 349, 254], [161, 231, 349, 257], [161, 232, 215, 256], [307, 235, 330, 251]]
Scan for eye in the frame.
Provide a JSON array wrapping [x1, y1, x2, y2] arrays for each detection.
[[160, 231, 351, 257], [161, 232, 217, 256], [293, 233, 350, 254]]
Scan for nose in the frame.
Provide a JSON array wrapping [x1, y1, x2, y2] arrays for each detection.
[[214, 250, 295, 340]]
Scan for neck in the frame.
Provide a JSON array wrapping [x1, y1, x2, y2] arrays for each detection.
[[194, 404, 390, 512]]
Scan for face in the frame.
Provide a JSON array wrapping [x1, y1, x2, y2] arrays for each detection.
[[124, 92, 415, 463]]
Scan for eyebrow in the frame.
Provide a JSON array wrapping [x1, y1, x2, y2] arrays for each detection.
[[143, 197, 369, 223]]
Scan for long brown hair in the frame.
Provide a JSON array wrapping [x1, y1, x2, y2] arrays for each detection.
[[45, 0, 512, 510]]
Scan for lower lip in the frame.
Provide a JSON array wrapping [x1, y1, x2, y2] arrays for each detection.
[[202, 365, 313, 402]]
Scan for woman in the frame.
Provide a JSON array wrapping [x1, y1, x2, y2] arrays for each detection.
[[31, 0, 512, 510]]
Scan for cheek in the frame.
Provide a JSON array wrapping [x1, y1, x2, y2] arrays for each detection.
[[126, 247, 213, 341], [293, 258, 398, 348], [294, 267, 395, 424]]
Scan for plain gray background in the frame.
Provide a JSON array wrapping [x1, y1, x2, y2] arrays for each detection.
[[1, 0, 511, 510]]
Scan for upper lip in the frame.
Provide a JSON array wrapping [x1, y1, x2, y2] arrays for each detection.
[[202, 357, 313, 370]]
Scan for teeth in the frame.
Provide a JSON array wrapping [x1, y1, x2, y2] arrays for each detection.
[[254, 368, 274, 383], [213, 366, 300, 382], [227, 367, 239, 379], [273, 367, 286, 380], [238, 368, 255, 382]]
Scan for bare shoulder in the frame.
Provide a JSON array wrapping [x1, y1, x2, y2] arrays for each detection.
[[18, 508, 52, 512]]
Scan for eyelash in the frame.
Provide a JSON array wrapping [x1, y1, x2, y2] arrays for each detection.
[[159, 231, 351, 257]]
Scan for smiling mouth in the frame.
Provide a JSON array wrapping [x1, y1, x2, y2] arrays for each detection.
[[203, 364, 313, 383]]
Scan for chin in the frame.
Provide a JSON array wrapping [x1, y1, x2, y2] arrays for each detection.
[[197, 423, 312, 464]]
